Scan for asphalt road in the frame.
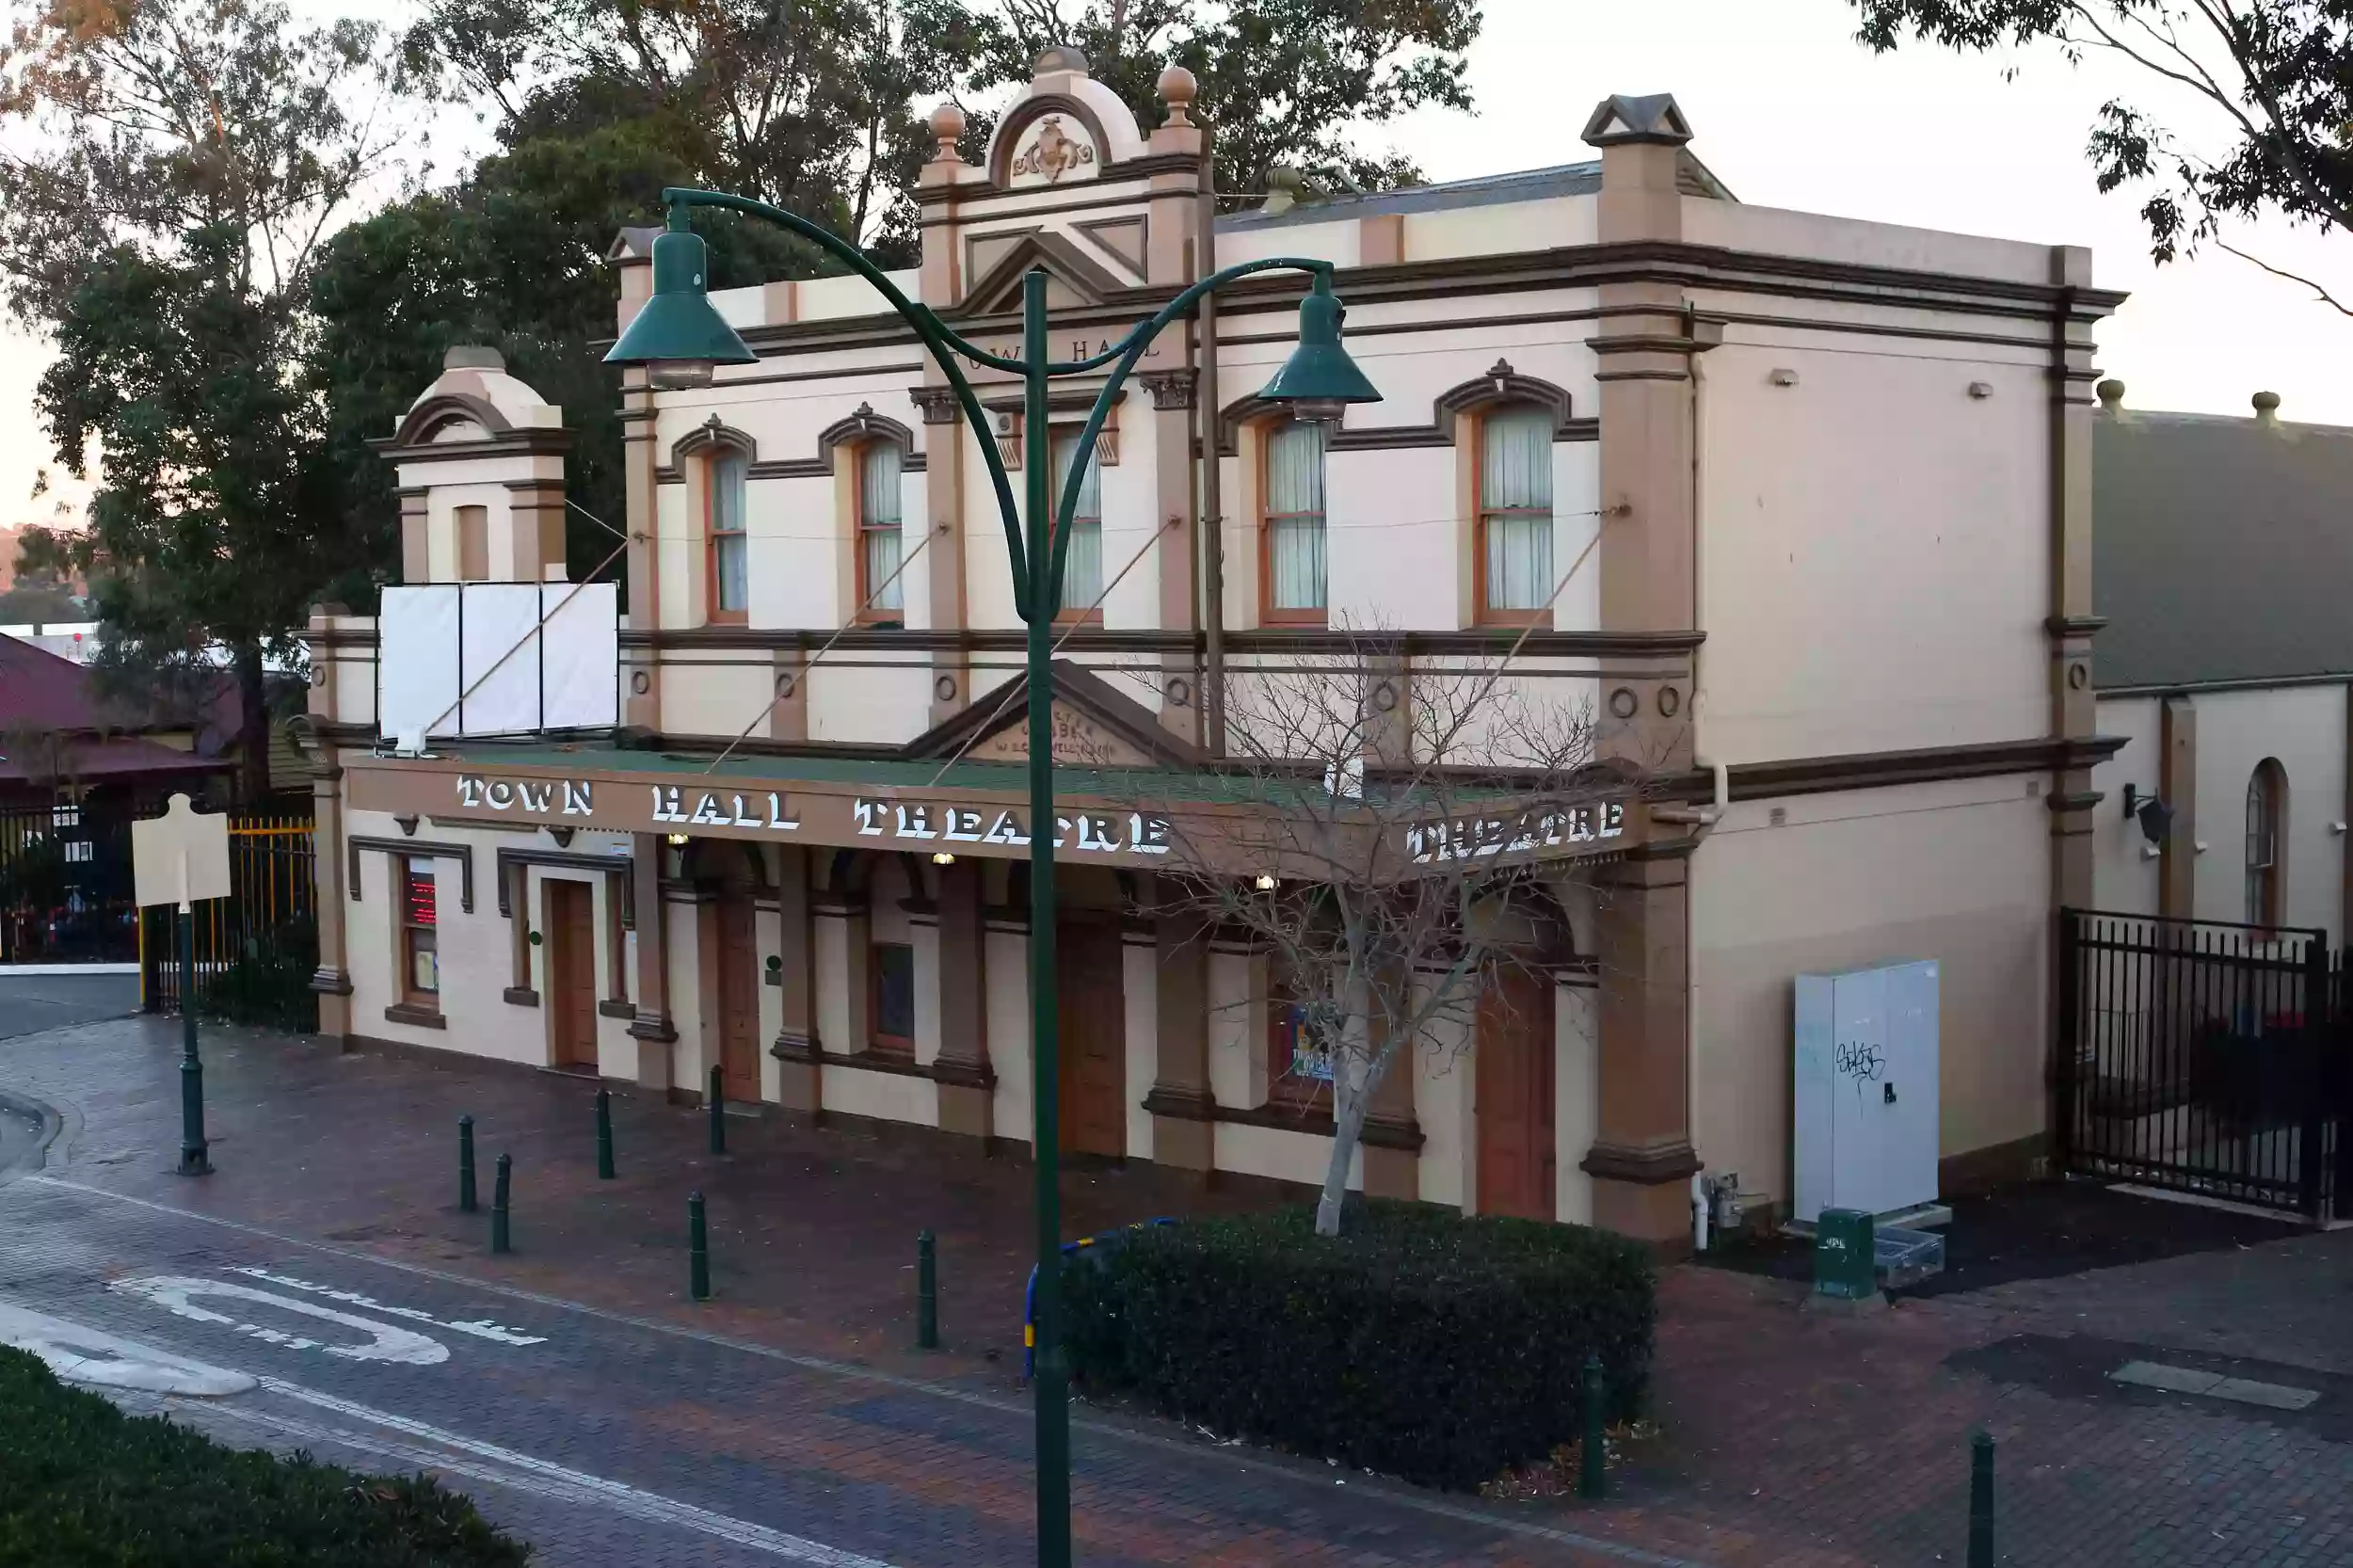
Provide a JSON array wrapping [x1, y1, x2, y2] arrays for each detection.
[[0, 970, 139, 1041]]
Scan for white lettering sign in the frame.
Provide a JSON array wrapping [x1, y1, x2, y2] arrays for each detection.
[[1405, 802, 1625, 865]]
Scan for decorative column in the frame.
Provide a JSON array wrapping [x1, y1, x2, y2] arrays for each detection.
[[612, 228, 663, 732], [1579, 94, 1705, 1242], [770, 844, 822, 1114], [917, 103, 979, 728], [1145, 67, 1207, 745], [1360, 968, 1418, 1200], [934, 857, 995, 1139], [1142, 885, 1213, 1173], [2160, 696, 2198, 920], [627, 831, 678, 1087], [308, 753, 353, 1040]]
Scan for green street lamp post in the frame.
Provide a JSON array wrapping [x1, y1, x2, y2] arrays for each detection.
[[606, 184, 1378, 1567]]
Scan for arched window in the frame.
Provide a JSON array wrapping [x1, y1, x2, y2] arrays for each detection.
[[1049, 428, 1103, 618], [2245, 759, 2288, 928], [855, 441, 904, 623], [1478, 406, 1554, 622], [1261, 418, 1328, 623], [706, 450, 749, 623]]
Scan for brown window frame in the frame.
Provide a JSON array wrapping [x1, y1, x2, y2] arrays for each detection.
[[1258, 418, 1329, 627], [869, 939, 917, 1058], [2246, 760, 2287, 930], [1047, 424, 1105, 628], [705, 450, 749, 626], [853, 440, 906, 626], [1472, 407, 1554, 630], [400, 856, 441, 1010]]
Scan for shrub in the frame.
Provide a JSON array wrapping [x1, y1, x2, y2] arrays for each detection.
[[1062, 1198, 1656, 1491], [0, 1345, 529, 1567]]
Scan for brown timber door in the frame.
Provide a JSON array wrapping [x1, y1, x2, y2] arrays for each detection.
[[1476, 967, 1556, 1220], [715, 894, 761, 1103], [1056, 920, 1127, 1158], [546, 879, 598, 1072]]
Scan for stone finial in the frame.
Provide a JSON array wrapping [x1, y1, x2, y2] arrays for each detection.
[[2095, 378, 2124, 410], [927, 100, 967, 161], [2253, 389, 2281, 425], [1157, 63, 1198, 127], [1263, 165, 1307, 216], [1034, 43, 1089, 77], [443, 344, 504, 372]]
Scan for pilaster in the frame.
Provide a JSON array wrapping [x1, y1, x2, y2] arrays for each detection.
[[1145, 885, 1213, 1172], [627, 832, 678, 1086], [934, 857, 995, 1138], [1582, 847, 1699, 1242], [769, 845, 821, 1112], [2160, 696, 2198, 920]]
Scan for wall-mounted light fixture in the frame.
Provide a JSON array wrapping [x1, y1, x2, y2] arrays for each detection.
[[1253, 872, 1278, 891], [932, 852, 956, 865], [2121, 783, 2173, 845], [666, 832, 689, 847]]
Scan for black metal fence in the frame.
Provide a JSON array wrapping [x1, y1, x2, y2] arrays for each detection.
[[0, 798, 140, 963], [140, 814, 318, 1032], [2056, 907, 2351, 1218]]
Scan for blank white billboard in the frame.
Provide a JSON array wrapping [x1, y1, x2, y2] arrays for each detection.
[[379, 583, 619, 742]]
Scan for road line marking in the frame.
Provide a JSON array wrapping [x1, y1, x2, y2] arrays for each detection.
[[110, 1276, 448, 1365], [229, 1265, 546, 1346], [247, 1378, 901, 1566], [0, 1301, 256, 1397], [19, 1173, 1720, 1568]]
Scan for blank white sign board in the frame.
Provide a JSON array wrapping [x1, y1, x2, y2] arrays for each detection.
[[132, 793, 232, 910]]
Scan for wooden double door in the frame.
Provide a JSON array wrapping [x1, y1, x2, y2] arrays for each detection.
[[1476, 967, 1557, 1221], [712, 893, 762, 1103], [1055, 920, 1127, 1158]]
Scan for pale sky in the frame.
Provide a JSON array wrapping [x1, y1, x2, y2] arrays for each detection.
[[5, 0, 2345, 533]]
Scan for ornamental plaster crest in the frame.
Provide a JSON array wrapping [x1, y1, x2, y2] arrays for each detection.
[[1008, 114, 1096, 185]]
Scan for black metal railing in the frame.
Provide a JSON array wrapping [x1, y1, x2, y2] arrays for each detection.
[[2056, 907, 2348, 1218]]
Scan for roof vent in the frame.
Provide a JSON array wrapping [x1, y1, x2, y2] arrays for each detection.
[[2253, 390, 2281, 426]]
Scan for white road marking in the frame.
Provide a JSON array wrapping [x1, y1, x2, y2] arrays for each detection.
[[109, 1276, 449, 1365], [248, 1378, 902, 1567], [229, 1265, 547, 1346], [0, 1301, 256, 1396]]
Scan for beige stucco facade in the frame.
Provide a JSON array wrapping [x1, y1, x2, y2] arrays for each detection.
[[298, 58, 2124, 1242]]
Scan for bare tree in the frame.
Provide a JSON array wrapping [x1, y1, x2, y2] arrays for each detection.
[[1117, 625, 1642, 1237]]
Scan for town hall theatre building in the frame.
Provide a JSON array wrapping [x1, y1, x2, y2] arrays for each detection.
[[298, 52, 2121, 1244]]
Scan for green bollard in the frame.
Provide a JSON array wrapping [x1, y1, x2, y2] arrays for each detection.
[[707, 1064, 726, 1155], [457, 1115, 477, 1213], [917, 1229, 939, 1349], [595, 1087, 616, 1180], [1967, 1430, 1994, 1568], [689, 1190, 711, 1301], [490, 1153, 512, 1255], [1578, 1352, 1608, 1500]]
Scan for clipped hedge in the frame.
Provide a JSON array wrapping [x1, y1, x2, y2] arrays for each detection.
[[0, 1345, 528, 1567], [1063, 1198, 1655, 1492]]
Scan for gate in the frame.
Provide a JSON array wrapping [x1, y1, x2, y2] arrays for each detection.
[[140, 813, 318, 1032], [0, 799, 139, 963], [2056, 908, 2351, 1219]]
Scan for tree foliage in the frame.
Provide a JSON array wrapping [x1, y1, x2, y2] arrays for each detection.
[[1851, 0, 2353, 312], [0, 0, 408, 797]]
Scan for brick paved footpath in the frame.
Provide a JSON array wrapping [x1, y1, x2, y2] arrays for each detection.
[[2, 1007, 2350, 1567]]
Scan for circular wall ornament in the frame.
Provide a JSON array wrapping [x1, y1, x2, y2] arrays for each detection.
[[527, 930, 542, 947], [934, 674, 958, 703], [776, 672, 797, 699], [2067, 662, 2089, 691], [1609, 686, 1640, 720], [1165, 677, 1192, 708], [1372, 681, 1398, 712], [309, 667, 327, 688], [630, 670, 650, 696], [1657, 685, 1682, 717]]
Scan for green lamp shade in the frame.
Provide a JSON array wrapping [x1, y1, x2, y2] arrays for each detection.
[[1257, 277, 1381, 417], [603, 228, 757, 384]]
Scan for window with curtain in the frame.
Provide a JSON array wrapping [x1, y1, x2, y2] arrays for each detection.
[[1480, 407, 1554, 617], [857, 442, 904, 618], [1049, 428, 1103, 615], [709, 451, 749, 619], [2246, 760, 2286, 927], [1263, 419, 1327, 619], [1267, 968, 1335, 1103]]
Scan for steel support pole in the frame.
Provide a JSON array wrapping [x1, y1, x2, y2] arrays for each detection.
[[1021, 268, 1071, 1568], [176, 906, 209, 1176]]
